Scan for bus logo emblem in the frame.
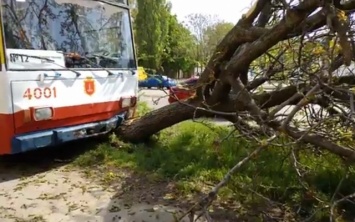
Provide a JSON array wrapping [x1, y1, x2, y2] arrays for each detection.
[[84, 77, 95, 96]]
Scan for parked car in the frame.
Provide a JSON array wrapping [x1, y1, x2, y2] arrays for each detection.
[[168, 77, 199, 104], [139, 75, 177, 89]]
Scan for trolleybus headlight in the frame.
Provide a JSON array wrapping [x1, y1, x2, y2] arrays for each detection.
[[33, 107, 53, 121], [120, 96, 137, 108], [121, 97, 132, 108]]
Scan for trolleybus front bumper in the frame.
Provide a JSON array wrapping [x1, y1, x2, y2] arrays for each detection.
[[11, 112, 127, 154]]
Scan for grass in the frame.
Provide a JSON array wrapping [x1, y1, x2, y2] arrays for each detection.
[[72, 102, 355, 221], [136, 100, 152, 116]]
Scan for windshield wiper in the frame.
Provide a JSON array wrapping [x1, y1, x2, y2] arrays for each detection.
[[10, 53, 55, 63], [10, 53, 81, 77], [80, 55, 116, 76], [61, 52, 118, 77], [92, 54, 118, 64]]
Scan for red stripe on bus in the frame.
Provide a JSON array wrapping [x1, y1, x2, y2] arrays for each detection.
[[0, 100, 127, 154], [0, 114, 15, 154]]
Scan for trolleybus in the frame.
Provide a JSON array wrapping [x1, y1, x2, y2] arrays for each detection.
[[0, 0, 138, 154]]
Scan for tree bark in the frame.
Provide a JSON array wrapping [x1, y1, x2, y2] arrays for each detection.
[[117, 100, 199, 142]]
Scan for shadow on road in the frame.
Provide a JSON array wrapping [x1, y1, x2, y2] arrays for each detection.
[[96, 167, 240, 222], [0, 137, 103, 183], [101, 172, 241, 222]]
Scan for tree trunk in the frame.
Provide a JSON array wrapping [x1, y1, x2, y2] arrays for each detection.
[[117, 101, 199, 142]]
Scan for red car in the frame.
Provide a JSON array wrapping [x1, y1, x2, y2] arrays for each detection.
[[168, 77, 199, 104]]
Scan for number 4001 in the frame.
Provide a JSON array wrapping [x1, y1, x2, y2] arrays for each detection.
[[23, 87, 57, 100]]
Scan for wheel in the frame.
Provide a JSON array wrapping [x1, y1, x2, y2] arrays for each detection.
[[95, 133, 110, 143], [148, 87, 151, 89]]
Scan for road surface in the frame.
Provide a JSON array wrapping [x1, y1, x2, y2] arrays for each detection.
[[139, 89, 170, 110], [138, 89, 232, 126]]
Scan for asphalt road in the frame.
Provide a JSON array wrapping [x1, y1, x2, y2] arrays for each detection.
[[138, 89, 170, 110], [138, 89, 233, 126]]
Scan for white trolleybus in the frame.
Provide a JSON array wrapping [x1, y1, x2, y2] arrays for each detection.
[[0, 0, 138, 155]]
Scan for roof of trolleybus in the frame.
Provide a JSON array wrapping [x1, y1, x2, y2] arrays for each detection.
[[1, 0, 136, 70]]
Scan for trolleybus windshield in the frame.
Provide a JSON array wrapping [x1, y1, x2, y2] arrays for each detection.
[[1, 0, 135, 70]]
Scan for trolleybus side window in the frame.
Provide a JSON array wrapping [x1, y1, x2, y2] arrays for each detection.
[[1, 0, 135, 69]]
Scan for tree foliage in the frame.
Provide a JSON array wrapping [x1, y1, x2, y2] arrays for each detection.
[[134, 0, 167, 70], [133, 0, 197, 76], [186, 13, 220, 66], [203, 21, 234, 60], [161, 12, 197, 75]]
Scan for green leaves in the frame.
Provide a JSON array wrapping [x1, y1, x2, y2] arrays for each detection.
[[133, 0, 196, 75], [203, 22, 234, 58], [135, 0, 167, 69], [161, 14, 197, 74]]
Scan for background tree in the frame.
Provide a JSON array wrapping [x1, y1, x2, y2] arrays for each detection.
[[185, 13, 219, 67], [160, 10, 197, 77], [134, 0, 168, 70], [203, 21, 234, 61], [133, 0, 197, 77]]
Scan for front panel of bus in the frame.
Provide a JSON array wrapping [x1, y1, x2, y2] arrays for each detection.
[[0, 0, 138, 154]]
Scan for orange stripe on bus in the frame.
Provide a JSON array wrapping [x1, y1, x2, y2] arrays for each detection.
[[0, 100, 127, 154]]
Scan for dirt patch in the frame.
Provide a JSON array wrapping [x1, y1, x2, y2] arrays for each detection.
[[0, 166, 111, 221], [0, 165, 207, 222]]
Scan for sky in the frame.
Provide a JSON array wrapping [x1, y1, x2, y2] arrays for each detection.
[[169, 0, 255, 24]]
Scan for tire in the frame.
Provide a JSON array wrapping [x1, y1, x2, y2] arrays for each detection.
[[148, 87, 151, 89], [95, 134, 110, 143]]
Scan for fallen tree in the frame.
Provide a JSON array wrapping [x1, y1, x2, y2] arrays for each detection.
[[116, 0, 355, 220], [119, 0, 355, 158]]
